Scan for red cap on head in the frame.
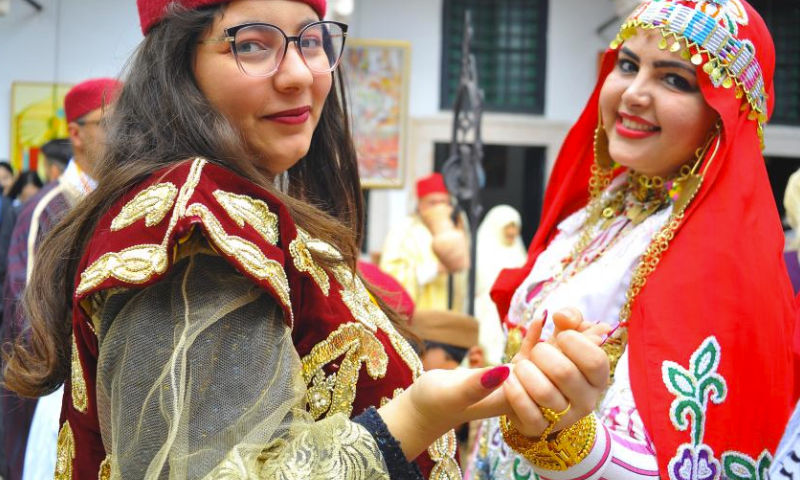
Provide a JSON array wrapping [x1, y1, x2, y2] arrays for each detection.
[[137, 0, 328, 35], [416, 173, 448, 199], [64, 78, 123, 123]]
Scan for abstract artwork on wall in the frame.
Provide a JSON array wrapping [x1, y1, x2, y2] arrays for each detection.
[[342, 39, 410, 188], [9, 82, 72, 175]]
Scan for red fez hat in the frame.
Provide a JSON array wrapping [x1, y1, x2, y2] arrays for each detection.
[[64, 78, 123, 123], [138, 0, 327, 35], [416, 173, 448, 199]]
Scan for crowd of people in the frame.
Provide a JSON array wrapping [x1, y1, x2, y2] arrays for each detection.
[[0, 0, 798, 479]]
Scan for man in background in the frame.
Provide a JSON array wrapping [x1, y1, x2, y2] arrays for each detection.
[[39, 138, 72, 183], [0, 77, 122, 480], [380, 173, 470, 311]]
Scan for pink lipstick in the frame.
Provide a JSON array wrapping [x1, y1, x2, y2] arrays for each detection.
[[265, 106, 311, 125]]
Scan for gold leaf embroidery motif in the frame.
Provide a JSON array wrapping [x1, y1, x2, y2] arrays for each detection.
[[302, 322, 388, 419], [214, 190, 279, 245], [428, 429, 462, 480], [54, 422, 75, 480], [76, 160, 294, 327], [71, 334, 88, 413], [110, 183, 178, 231], [98, 455, 112, 480], [185, 203, 293, 324], [332, 265, 424, 378], [290, 233, 330, 296], [246, 415, 389, 479], [76, 244, 168, 295]]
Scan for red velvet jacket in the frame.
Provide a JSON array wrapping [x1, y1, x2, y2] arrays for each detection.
[[57, 158, 457, 479]]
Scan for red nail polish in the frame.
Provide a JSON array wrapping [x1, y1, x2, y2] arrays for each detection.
[[541, 309, 549, 326], [481, 365, 510, 389], [600, 334, 609, 345]]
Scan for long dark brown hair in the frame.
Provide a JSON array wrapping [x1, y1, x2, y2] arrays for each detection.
[[4, 4, 407, 397]]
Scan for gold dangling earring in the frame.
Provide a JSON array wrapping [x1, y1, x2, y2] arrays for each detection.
[[671, 119, 722, 214], [590, 113, 616, 199]]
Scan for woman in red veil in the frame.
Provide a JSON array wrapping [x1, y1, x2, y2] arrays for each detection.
[[467, 1, 795, 479]]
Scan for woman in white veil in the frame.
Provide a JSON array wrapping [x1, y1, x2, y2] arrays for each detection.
[[475, 205, 527, 365]]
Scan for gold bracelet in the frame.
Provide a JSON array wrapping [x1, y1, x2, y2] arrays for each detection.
[[499, 414, 597, 471]]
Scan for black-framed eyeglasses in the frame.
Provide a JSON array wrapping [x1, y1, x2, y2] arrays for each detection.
[[202, 21, 348, 77], [74, 118, 104, 127]]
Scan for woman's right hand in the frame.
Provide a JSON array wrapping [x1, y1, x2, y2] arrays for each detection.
[[502, 308, 611, 437]]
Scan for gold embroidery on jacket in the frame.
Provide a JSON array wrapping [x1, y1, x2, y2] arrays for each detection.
[[78, 160, 205, 295], [71, 334, 88, 413], [77, 160, 294, 326], [185, 202, 292, 323], [110, 183, 178, 231], [332, 265, 424, 378], [290, 232, 331, 296], [54, 422, 75, 480], [98, 455, 112, 480], [302, 323, 388, 419], [428, 429, 462, 480], [77, 244, 168, 295], [214, 190, 279, 245], [208, 415, 389, 478]]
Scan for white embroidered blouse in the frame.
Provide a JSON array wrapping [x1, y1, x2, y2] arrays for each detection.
[[466, 174, 671, 480]]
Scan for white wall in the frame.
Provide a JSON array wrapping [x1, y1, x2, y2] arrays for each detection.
[[0, 0, 142, 158]]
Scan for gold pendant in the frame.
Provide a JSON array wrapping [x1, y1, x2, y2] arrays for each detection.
[[672, 174, 703, 214]]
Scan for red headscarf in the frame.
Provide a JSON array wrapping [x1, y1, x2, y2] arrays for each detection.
[[492, 0, 794, 476]]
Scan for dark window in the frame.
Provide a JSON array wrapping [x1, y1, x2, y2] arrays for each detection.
[[750, 1, 800, 126], [441, 0, 548, 114]]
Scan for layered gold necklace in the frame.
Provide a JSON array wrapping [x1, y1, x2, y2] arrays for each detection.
[[504, 168, 685, 362]]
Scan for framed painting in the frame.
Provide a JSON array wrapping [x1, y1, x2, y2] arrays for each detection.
[[9, 82, 72, 174], [342, 39, 411, 188]]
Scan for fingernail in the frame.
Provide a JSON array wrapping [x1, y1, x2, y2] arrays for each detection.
[[481, 365, 510, 389], [541, 309, 548, 327], [600, 334, 609, 345], [607, 323, 621, 337]]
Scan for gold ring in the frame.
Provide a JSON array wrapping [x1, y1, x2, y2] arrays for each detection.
[[537, 402, 571, 440]]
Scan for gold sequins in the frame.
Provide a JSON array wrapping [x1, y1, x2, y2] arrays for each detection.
[[186, 203, 294, 325], [98, 456, 112, 480], [110, 183, 178, 231], [428, 430, 462, 480], [214, 190, 279, 245], [301, 323, 388, 419], [290, 235, 331, 296], [77, 244, 168, 295], [71, 335, 88, 413], [54, 422, 75, 480]]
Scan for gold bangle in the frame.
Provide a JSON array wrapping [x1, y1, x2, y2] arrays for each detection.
[[499, 414, 597, 471]]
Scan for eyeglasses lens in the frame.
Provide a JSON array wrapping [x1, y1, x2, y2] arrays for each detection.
[[234, 22, 345, 77]]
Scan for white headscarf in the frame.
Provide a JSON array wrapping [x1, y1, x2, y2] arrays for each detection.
[[474, 205, 527, 364], [785, 169, 800, 251]]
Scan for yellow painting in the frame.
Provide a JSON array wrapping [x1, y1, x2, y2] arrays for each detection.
[[10, 82, 72, 175]]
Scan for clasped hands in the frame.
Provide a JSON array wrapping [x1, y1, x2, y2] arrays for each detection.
[[378, 308, 611, 460]]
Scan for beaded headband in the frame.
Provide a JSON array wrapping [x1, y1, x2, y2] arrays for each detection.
[[609, 0, 768, 142]]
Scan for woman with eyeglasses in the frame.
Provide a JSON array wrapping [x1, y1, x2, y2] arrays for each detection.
[[3, 1, 612, 478], [465, 1, 795, 479]]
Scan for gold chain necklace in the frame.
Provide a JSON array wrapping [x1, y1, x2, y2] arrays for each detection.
[[514, 169, 680, 332]]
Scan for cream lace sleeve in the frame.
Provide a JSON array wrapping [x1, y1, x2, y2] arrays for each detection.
[[95, 252, 390, 479]]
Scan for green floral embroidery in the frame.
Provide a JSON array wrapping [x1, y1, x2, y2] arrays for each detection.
[[663, 336, 773, 480]]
